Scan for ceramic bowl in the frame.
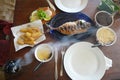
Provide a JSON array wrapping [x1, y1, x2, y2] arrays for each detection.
[[95, 11, 114, 27], [96, 27, 117, 46], [34, 44, 54, 63]]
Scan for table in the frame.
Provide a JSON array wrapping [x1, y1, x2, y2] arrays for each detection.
[[7, 0, 120, 80]]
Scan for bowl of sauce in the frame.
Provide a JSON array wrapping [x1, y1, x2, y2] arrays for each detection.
[[96, 27, 117, 46], [34, 44, 53, 62], [95, 11, 114, 27]]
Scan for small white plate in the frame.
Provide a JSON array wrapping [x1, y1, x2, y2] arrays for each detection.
[[34, 44, 54, 63], [64, 42, 106, 80], [54, 0, 88, 13]]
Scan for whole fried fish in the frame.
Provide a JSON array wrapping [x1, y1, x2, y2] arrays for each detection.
[[47, 20, 91, 35]]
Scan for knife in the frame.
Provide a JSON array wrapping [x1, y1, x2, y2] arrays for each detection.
[[54, 47, 58, 80]]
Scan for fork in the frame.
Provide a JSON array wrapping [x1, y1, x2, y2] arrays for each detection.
[[60, 47, 65, 76]]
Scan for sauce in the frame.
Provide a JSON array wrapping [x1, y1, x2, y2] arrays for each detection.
[[96, 12, 112, 26], [97, 28, 115, 45], [37, 46, 51, 60]]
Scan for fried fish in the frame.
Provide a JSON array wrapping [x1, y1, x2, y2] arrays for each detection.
[[47, 20, 91, 35]]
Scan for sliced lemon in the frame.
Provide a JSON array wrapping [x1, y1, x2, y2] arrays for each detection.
[[44, 15, 51, 21], [30, 9, 52, 22], [30, 11, 39, 22]]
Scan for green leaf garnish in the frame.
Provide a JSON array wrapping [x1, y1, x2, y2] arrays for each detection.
[[37, 10, 47, 19]]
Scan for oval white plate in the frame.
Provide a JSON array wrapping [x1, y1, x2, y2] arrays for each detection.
[[54, 0, 88, 13], [64, 42, 106, 80]]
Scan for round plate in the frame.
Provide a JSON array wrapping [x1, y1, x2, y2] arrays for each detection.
[[54, 0, 88, 13], [48, 12, 96, 40], [64, 42, 106, 80]]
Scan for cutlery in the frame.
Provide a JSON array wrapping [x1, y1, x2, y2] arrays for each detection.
[[33, 62, 43, 72], [54, 47, 58, 80], [60, 47, 65, 76], [46, 0, 56, 11], [91, 43, 101, 48]]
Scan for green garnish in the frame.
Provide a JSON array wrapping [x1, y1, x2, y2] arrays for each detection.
[[98, 0, 120, 13], [37, 10, 47, 19], [104, 0, 120, 12]]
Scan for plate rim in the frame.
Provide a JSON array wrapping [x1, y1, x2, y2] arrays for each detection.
[[54, 0, 88, 13], [64, 42, 106, 80]]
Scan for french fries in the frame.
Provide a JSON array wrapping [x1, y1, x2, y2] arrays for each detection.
[[17, 26, 42, 45]]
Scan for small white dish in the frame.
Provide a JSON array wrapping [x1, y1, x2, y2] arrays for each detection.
[[95, 11, 114, 27], [11, 20, 46, 51], [96, 27, 117, 46], [34, 44, 54, 63], [33, 43, 54, 71], [54, 0, 88, 13], [64, 42, 112, 80]]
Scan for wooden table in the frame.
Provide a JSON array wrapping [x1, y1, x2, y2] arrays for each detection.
[[7, 0, 120, 80]]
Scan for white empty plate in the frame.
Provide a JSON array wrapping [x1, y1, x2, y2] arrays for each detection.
[[54, 0, 88, 13], [64, 42, 106, 80]]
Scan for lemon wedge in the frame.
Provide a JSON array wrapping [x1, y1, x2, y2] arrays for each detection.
[[30, 11, 39, 22], [30, 7, 53, 22], [44, 15, 51, 21]]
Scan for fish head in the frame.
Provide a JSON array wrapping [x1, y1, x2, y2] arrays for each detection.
[[76, 20, 91, 29]]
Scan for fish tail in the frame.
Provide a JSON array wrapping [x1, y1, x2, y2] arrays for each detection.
[[45, 23, 56, 30]]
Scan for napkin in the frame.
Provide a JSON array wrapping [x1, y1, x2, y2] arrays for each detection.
[[11, 20, 46, 51], [104, 56, 112, 70]]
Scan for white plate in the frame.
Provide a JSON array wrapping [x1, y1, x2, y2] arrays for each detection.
[[11, 20, 46, 51], [54, 0, 88, 13], [64, 42, 106, 80]]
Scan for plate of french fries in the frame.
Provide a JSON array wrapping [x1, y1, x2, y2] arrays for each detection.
[[11, 20, 46, 51]]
